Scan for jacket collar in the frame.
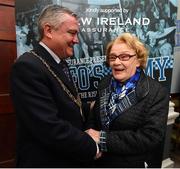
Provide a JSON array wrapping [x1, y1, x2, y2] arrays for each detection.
[[39, 41, 61, 64], [136, 70, 149, 101]]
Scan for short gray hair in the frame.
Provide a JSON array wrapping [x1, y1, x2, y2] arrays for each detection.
[[38, 4, 77, 40]]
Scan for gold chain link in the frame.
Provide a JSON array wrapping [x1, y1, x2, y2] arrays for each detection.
[[30, 51, 84, 119]]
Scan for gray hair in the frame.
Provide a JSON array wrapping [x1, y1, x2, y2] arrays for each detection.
[[38, 4, 77, 40]]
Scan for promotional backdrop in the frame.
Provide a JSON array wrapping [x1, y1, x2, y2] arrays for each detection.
[[15, 0, 178, 102]]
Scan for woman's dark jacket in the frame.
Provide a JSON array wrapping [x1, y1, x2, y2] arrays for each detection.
[[87, 71, 169, 168]]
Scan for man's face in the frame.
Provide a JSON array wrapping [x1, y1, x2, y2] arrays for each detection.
[[51, 14, 79, 59]]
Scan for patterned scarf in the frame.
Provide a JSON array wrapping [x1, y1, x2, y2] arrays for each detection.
[[100, 68, 141, 129]]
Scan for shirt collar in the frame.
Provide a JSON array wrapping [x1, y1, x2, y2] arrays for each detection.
[[39, 41, 61, 64]]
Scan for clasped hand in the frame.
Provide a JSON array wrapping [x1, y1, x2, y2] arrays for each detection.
[[85, 128, 100, 143], [85, 128, 102, 159]]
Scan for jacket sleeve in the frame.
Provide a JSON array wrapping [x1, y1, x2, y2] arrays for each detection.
[[106, 83, 169, 154], [10, 59, 97, 161]]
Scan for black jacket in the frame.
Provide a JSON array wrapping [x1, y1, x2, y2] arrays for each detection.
[[10, 44, 97, 167], [87, 71, 169, 168]]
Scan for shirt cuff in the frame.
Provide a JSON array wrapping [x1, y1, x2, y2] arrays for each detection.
[[96, 143, 99, 154], [99, 130, 107, 152]]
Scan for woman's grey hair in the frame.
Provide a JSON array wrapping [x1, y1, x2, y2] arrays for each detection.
[[38, 4, 77, 40]]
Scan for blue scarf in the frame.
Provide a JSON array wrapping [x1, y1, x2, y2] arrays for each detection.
[[104, 68, 141, 128], [111, 68, 141, 99]]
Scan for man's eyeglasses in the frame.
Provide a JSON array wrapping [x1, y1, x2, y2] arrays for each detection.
[[108, 53, 136, 62]]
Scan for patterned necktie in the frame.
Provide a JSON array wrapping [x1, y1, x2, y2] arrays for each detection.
[[60, 60, 72, 82]]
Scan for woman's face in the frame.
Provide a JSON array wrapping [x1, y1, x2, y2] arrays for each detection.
[[109, 42, 140, 82]]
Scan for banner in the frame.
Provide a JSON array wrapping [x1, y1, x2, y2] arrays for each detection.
[[15, 0, 178, 102]]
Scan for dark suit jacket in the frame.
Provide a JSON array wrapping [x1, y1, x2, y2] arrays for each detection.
[[87, 71, 169, 168], [10, 44, 97, 167]]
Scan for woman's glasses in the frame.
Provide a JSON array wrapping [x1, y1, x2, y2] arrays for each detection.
[[109, 54, 136, 62]]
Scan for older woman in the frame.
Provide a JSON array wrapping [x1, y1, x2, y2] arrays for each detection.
[[86, 33, 169, 168]]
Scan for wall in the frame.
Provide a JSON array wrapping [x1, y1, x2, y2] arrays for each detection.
[[0, 0, 16, 167]]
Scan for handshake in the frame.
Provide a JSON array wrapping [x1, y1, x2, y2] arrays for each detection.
[[85, 128, 102, 159]]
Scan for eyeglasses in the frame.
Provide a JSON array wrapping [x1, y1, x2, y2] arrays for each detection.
[[108, 53, 136, 62]]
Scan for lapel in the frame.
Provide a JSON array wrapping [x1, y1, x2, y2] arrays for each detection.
[[33, 44, 77, 97]]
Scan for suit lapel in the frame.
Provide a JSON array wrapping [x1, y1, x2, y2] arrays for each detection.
[[33, 44, 77, 97]]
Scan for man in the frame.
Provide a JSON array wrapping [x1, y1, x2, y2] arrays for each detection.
[[10, 4, 98, 167]]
